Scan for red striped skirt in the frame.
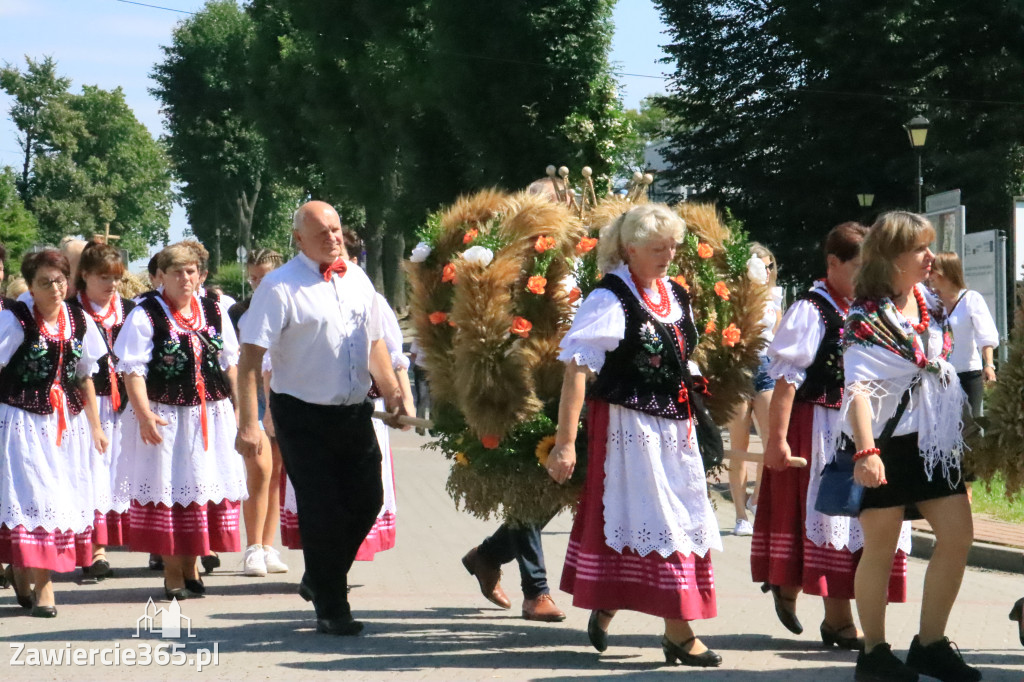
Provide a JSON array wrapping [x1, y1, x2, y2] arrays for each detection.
[[560, 400, 717, 621], [750, 402, 907, 602], [127, 500, 241, 557], [0, 524, 93, 572], [92, 510, 130, 547]]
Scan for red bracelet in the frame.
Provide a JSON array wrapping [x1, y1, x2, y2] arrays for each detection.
[[853, 447, 880, 462]]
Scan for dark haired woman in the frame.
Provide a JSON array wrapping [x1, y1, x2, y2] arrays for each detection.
[[68, 241, 135, 579], [0, 250, 108, 616], [842, 212, 978, 682], [753, 222, 911, 650]]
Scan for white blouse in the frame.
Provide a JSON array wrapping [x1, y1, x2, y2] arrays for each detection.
[[114, 295, 240, 377], [377, 292, 408, 371], [944, 289, 999, 372], [0, 303, 106, 378], [766, 281, 841, 386]]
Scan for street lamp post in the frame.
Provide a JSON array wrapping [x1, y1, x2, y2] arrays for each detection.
[[904, 114, 930, 212], [856, 193, 875, 209]]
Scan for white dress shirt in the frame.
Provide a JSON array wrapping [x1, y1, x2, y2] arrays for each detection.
[[945, 289, 999, 372], [239, 251, 383, 406]]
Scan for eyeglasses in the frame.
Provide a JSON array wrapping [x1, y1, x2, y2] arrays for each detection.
[[766, 262, 776, 271], [35, 276, 68, 290]]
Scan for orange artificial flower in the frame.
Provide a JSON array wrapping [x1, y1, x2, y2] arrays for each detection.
[[671, 275, 690, 292], [568, 287, 582, 304], [576, 236, 598, 255], [455, 452, 469, 466], [534, 236, 557, 253], [704, 319, 716, 334], [449, 319, 458, 328], [441, 262, 457, 283], [428, 311, 448, 325], [722, 323, 742, 347], [481, 434, 501, 449], [511, 316, 533, 338], [714, 280, 730, 300], [697, 242, 713, 259], [463, 228, 479, 244], [526, 275, 547, 295]]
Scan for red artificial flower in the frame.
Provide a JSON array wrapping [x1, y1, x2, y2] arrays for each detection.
[[671, 275, 690, 292], [704, 319, 716, 334], [429, 311, 448, 325], [481, 434, 500, 449], [575, 237, 598, 255], [722, 323, 742, 347], [568, 287, 582, 304], [526, 275, 547, 295], [463, 228, 479, 245], [534, 236, 557, 253], [511, 316, 533, 338], [441, 262, 457, 283], [697, 243, 713, 259], [714, 280, 730, 301]]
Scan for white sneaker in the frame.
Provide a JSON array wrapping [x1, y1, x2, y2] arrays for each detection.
[[262, 545, 289, 574], [243, 544, 267, 577], [733, 519, 754, 536]]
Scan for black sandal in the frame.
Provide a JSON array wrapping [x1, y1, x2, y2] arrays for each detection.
[[661, 635, 722, 668], [1009, 597, 1024, 647], [587, 609, 614, 652], [761, 582, 803, 634], [820, 621, 864, 650]]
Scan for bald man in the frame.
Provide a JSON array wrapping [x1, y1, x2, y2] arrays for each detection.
[[236, 201, 408, 636]]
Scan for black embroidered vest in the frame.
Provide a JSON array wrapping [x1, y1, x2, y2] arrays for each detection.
[[588, 274, 699, 420], [68, 296, 136, 408], [793, 290, 845, 409], [139, 296, 231, 406], [0, 297, 12, 311], [0, 302, 87, 415]]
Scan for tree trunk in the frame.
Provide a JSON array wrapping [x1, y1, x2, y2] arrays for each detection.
[[235, 176, 262, 254], [382, 229, 406, 312], [18, 133, 34, 200], [362, 204, 385, 292]]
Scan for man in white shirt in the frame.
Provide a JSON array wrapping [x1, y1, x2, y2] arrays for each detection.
[[236, 201, 407, 636]]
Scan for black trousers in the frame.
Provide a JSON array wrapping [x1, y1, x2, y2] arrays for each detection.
[[270, 392, 383, 620]]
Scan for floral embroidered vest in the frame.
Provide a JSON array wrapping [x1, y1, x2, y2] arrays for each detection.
[[139, 296, 231, 406], [68, 296, 136, 408], [793, 290, 844, 409], [0, 301, 87, 415], [588, 274, 699, 420]]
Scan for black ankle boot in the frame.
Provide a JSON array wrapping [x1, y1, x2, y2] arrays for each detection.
[[904, 636, 981, 682]]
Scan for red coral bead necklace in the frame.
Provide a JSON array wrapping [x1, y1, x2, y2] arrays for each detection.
[[909, 285, 929, 334], [631, 271, 672, 317], [819, 278, 850, 316]]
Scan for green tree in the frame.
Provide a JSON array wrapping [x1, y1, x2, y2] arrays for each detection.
[[0, 166, 39, 262], [29, 85, 173, 256]]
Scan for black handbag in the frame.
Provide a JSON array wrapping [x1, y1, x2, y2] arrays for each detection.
[[689, 387, 724, 471], [814, 388, 912, 517]]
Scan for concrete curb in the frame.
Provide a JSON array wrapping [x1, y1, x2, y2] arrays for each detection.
[[910, 530, 1023, 574]]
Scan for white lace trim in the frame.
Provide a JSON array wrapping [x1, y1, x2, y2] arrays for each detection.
[[572, 348, 606, 374], [767, 359, 806, 387], [601, 404, 722, 559], [122, 361, 149, 378]]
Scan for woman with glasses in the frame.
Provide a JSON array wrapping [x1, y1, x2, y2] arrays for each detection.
[[0, 249, 109, 616], [68, 241, 135, 580], [727, 243, 781, 536]]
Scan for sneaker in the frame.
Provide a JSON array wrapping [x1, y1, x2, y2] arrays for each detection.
[[905, 635, 981, 682], [263, 545, 289, 574], [733, 519, 753, 536], [243, 544, 267, 577], [856, 643, 918, 682]]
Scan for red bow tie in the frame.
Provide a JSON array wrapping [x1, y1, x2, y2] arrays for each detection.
[[319, 259, 348, 282]]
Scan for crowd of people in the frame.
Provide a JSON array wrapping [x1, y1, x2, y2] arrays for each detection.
[[0, 200, 1008, 681]]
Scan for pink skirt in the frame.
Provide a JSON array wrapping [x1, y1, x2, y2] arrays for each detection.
[[560, 400, 717, 621], [92, 510, 130, 547], [0, 524, 93, 572], [127, 500, 241, 557], [751, 402, 907, 601]]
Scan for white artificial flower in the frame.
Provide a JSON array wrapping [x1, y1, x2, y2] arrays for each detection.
[[462, 245, 494, 268], [746, 255, 768, 285], [409, 241, 432, 263]]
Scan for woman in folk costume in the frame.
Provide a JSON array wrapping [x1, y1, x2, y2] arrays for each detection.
[[842, 212, 978, 682], [280, 228, 413, 562], [115, 243, 246, 600], [0, 249, 109, 616], [548, 204, 723, 667], [752, 222, 910, 650], [67, 241, 135, 580]]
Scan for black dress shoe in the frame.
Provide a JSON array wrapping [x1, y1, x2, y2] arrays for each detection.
[[587, 610, 611, 652], [148, 554, 164, 571], [904, 636, 981, 682], [31, 604, 58, 618], [856, 643, 918, 682], [200, 554, 221, 574], [164, 582, 202, 601], [298, 578, 315, 603], [761, 582, 803, 634], [821, 622, 865, 651], [661, 636, 722, 668], [316, 617, 364, 636], [1010, 597, 1024, 647], [184, 578, 206, 595], [84, 558, 112, 581]]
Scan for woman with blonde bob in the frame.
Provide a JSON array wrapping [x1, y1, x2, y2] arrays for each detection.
[[840, 212, 979, 682], [549, 204, 723, 667]]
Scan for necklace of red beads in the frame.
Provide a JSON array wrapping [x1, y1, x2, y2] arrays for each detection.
[[34, 304, 67, 341], [818, 278, 850, 316], [630, 272, 672, 317], [907, 286, 930, 334], [80, 292, 117, 328], [161, 292, 203, 331]]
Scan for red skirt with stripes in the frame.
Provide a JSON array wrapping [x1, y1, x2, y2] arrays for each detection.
[[750, 402, 907, 601], [92, 510, 130, 547], [127, 500, 241, 557], [0, 524, 93, 572], [560, 400, 717, 621]]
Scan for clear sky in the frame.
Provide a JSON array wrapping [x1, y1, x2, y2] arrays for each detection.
[[0, 0, 671, 249]]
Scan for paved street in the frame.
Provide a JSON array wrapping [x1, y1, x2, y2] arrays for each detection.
[[3, 429, 1024, 680]]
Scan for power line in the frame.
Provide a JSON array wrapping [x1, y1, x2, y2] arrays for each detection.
[[113, 0, 194, 14]]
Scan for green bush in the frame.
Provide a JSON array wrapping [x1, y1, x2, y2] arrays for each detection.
[[208, 262, 246, 301]]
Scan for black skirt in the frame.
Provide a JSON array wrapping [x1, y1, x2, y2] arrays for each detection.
[[859, 432, 967, 520]]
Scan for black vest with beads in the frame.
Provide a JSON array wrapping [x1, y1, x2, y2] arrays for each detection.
[[0, 301, 87, 415], [68, 296, 136, 409], [139, 296, 231, 406], [588, 274, 699, 420], [793, 290, 845, 409]]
